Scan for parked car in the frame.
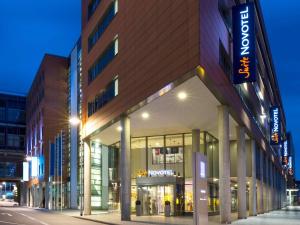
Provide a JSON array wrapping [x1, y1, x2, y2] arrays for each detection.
[[0, 199, 19, 207]]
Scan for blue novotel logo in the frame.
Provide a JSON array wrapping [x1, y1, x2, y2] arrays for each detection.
[[233, 3, 256, 84], [270, 106, 281, 146]]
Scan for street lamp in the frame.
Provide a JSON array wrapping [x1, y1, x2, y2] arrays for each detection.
[[69, 116, 83, 216]]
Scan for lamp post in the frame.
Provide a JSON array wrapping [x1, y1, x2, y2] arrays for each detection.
[[69, 116, 83, 216]]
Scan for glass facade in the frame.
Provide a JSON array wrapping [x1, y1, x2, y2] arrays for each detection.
[[89, 141, 119, 210], [90, 131, 248, 215]]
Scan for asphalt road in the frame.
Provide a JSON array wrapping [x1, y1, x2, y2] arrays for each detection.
[[0, 207, 104, 225]]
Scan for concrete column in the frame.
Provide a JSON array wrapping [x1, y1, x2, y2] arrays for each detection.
[[265, 158, 269, 212], [120, 115, 131, 221], [192, 129, 200, 152], [258, 149, 264, 214], [70, 125, 78, 209], [236, 126, 247, 219], [249, 140, 257, 216], [270, 164, 274, 211], [218, 105, 231, 224], [45, 182, 49, 209], [83, 141, 91, 215]]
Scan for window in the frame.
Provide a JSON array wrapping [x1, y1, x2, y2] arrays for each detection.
[[88, 0, 101, 20], [218, 0, 232, 31], [88, 78, 118, 117], [7, 108, 25, 123], [219, 40, 232, 79], [0, 127, 5, 146], [0, 107, 5, 121], [88, 38, 118, 83], [152, 147, 183, 164], [88, 0, 118, 51]]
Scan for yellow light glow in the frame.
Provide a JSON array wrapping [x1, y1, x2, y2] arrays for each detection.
[[141, 112, 150, 119], [69, 117, 81, 126], [177, 91, 187, 100], [117, 126, 123, 132]]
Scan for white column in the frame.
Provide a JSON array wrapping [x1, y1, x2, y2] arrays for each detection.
[[83, 141, 91, 215], [258, 149, 264, 214], [218, 105, 231, 224], [237, 126, 247, 219], [249, 140, 257, 216], [120, 115, 131, 221]]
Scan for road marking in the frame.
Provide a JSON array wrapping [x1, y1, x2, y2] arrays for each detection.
[[3, 208, 49, 225], [18, 213, 49, 225], [0, 220, 26, 225], [0, 213, 12, 217]]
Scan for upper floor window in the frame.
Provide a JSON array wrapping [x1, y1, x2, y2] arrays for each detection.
[[88, 37, 118, 84], [88, 0, 101, 20], [88, 78, 118, 117], [88, 0, 118, 52], [219, 40, 232, 79], [218, 0, 232, 32]]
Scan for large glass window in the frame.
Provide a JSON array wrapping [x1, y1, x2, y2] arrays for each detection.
[[88, 38, 118, 83], [88, 0, 118, 51], [91, 142, 102, 208], [88, 78, 118, 117]]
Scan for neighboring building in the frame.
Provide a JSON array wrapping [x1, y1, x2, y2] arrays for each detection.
[[26, 54, 68, 208], [68, 38, 82, 209], [0, 92, 26, 204], [80, 0, 288, 223]]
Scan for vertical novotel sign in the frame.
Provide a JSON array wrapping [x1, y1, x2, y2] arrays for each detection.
[[270, 106, 281, 146], [233, 3, 256, 84], [282, 139, 289, 167]]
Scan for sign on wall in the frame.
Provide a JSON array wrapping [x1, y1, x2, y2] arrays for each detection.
[[31, 157, 38, 177], [23, 162, 29, 181], [270, 106, 281, 145], [233, 3, 256, 84], [282, 139, 289, 166]]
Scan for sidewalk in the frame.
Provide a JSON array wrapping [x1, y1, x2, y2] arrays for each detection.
[[57, 210, 237, 225], [54, 206, 300, 225]]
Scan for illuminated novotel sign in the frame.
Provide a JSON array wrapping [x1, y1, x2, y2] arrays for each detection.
[[233, 3, 256, 84], [270, 106, 281, 145], [148, 170, 174, 177], [282, 139, 289, 166]]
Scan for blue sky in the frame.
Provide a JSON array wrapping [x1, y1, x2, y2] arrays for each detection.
[[0, 1, 299, 179], [260, 0, 300, 179], [0, 0, 81, 94]]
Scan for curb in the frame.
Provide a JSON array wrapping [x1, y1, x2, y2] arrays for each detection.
[[73, 216, 119, 225]]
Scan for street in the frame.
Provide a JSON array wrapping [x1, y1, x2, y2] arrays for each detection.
[[0, 207, 103, 225]]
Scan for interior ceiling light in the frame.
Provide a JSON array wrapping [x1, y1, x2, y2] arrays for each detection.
[[141, 112, 149, 119], [117, 126, 123, 132], [177, 91, 187, 100]]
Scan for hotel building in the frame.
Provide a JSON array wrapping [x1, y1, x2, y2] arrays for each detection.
[[75, 0, 290, 223]]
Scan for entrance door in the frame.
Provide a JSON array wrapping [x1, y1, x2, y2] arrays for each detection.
[[139, 185, 174, 215]]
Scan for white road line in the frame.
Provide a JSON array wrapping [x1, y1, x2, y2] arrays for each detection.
[[0, 213, 12, 216], [3, 208, 49, 225], [17, 213, 49, 225], [0, 220, 27, 225]]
